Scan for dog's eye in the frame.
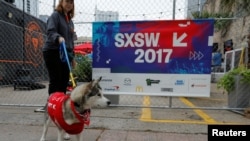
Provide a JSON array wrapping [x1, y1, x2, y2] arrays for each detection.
[[97, 94, 101, 97]]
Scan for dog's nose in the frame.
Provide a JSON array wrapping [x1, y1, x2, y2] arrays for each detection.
[[107, 101, 111, 105]]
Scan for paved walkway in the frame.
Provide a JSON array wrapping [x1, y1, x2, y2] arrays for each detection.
[[1, 83, 250, 141], [1, 105, 250, 141], [1, 124, 207, 141]]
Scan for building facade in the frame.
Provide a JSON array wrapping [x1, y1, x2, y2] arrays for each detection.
[[14, 0, 39, 17], [186, 0, 206, 18], [94, 6, 119, 21], [74, 6, 119, 45]]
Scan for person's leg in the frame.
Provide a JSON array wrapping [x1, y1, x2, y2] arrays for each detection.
[[60, 62, 70, 94], [43, 50, 64, 95], [35, 50, 63, 112], [48, 57, 69, 94]]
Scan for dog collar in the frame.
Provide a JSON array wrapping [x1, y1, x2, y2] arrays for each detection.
[[70, 100, 90, 126]]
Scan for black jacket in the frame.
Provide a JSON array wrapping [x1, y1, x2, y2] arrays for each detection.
[[43, 11, 75, 52]]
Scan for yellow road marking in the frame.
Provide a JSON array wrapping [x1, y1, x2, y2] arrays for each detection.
[[140, 96, 151, 119], [179, 97, 217, 123], [140, 96, 239, 124]]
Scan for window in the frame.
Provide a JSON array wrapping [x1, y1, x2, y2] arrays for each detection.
[[27, 0, 30, 13]]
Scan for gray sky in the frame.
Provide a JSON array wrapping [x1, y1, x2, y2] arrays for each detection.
[[39, 0, 187, 37]]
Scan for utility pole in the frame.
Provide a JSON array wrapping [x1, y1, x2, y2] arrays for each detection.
[[169, 0, 177, 108], [198, 0, 201, 17], [22, 0, 25, 66], [53, 0, 56, 11], [173, 0, 176, 20]]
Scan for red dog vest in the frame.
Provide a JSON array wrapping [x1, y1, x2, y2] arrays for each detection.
[[47, 92, 90, 134]]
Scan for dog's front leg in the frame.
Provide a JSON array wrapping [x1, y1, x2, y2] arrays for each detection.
[[57, 129, 70, 141], [64, 132, 70, 140], [57, 128, 64, 141], [75, 133, 82, 141], [40, 116, 51, 141]]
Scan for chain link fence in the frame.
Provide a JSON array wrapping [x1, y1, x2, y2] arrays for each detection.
[[0, 0, 249, 110]]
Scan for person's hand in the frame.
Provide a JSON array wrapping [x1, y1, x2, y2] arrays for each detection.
[[58, 37, 65, 44]]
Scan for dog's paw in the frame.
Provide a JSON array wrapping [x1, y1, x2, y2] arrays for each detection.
[[64, 133, 70, 140]]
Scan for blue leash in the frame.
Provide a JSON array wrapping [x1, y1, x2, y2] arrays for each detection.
[[60, 42, 76, 88], [60, 42, 71, 69]]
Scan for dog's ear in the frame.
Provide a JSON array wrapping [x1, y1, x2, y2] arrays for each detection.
[[89, 77, 101, 89], [85, 77, 102, 97], [91, 76, 102, 84], [97, 76, 102, 82]]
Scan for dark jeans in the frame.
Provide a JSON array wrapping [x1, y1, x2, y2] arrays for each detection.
[[43, 50, 69, 95]]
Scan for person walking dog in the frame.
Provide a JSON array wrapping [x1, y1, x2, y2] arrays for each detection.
[[35, 0, 76, 112]]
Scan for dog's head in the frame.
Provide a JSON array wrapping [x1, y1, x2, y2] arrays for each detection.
[[70, 76, 111, 110]]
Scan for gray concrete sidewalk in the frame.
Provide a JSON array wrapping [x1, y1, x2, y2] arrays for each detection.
[[1, 83, 250, 141], [0, 106, 209, 141], [1, 124, 206, 141], [1, 105, 250, 141]]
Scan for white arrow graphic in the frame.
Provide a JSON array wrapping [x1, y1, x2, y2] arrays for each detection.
[[197, 51, 204, 60], [173, 32, 187, 47], [189, 51, 204, 60]]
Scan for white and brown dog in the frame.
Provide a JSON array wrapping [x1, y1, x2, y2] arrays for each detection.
[[40, 77, 110, 141]]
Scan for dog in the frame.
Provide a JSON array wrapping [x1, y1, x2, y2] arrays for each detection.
[[40, 76, 111, 141]]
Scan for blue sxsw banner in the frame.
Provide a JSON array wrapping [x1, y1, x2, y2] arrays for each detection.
[[92, 19, 214, 97], [93, 20, 214, 74]]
